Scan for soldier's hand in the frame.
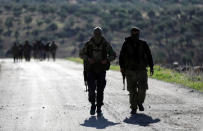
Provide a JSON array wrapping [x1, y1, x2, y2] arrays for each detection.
[[120, 68, 124, 73], [150, 69, 154, 76], [101, 59, 107, 64], [88, 58, 95, 64]]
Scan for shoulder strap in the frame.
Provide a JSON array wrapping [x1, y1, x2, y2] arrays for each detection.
[[101, 39, 108, 59]]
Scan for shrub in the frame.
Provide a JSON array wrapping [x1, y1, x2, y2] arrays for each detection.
[[46, 23, 58, 31], [5, 17, 14, 29], [24, 15, 33, 25]]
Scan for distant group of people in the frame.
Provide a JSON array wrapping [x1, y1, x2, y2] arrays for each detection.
[[11, 40, 58, 62]]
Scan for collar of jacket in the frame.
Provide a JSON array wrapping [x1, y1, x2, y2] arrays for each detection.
[[125, 36, 140, 42], [89, 36, 106, 45]]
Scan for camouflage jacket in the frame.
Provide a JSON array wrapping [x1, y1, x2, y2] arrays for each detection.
[[119, 36, 154, 71], [79, 36, 116, 73]]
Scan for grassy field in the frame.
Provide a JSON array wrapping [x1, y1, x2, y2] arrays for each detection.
[[67, 57, 203, 92]]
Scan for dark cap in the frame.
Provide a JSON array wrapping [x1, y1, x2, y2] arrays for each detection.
[[131, 27, 140, 32]]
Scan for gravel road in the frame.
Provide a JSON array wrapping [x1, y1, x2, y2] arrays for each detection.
[[0, 59, 202, 131]]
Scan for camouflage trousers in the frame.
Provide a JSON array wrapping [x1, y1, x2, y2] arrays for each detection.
[[87, 71, 106, 108], [126, 69, 148, 110]]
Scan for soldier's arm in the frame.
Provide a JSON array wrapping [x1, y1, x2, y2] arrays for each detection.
[[106, 42, 116, 62], [119, 41, 127, 69], [144, 42, 154, 69], [79, 42, 89, 61]]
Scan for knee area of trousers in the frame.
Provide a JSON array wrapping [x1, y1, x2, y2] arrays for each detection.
[[88, 95, 95, 101], [97, 80, 106, 88], [138, 85, 148, 90], [138, 81, 148, 89]]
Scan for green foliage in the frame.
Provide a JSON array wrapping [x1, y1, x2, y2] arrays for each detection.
[[38, 4, 55, 14], [5, 17, 14, 28], [36, 20, 43, 27], [3, 30, 12, 37], [149, 66, 203, 91], [46, 23, 58, 31], [28, 6, 36, 12], [0, 1, 202, 65], [4, 5, 12, 11], [14, 30, 19, 39], [31, 29, 40, 36], [0, 28, 3, 35], [67, 57, 83, 64], [44, 18, 51, 24], [24, 15, 32, 25], [13, 6, 22, 17]]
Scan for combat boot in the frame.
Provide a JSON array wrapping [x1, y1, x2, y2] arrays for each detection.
[[97, 106, 102, 116], [130, 109, 137, 115], [138, 104, 144, 111], [90, 104, 96, 115]]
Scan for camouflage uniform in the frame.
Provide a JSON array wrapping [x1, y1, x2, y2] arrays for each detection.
[[49, 41, 58, 61], [119, 32, 153, 112], [80, 35, 116, 114], [125, 70, 148, 110]]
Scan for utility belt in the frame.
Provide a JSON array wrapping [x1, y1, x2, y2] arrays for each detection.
[[84, 60, 110, 73], [125, 64, 147, 71]]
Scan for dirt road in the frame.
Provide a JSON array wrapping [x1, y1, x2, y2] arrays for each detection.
[[0, 59, 203, 131]]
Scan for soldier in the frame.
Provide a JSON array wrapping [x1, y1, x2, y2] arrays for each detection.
[[32, 41, 38, 60], [119, 27, 154, 114], [23, 41, 32, 61], [49, 41, 57, 61], [18, 43, 24, 62], [37, 40, 44, 60], [40, 41, 46, 60], [11, 42, 19, 63], [79, 27, 116, 116], [45, 41, 51, 61], [35, 40, 42, 60]]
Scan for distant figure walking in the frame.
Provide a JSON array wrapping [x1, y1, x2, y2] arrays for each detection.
[[45, 41, 51, 61], [32, 41, 39, 61], [11, 42, 19, 63], [79, 27, 116, 116], [49, 41, 57, 61], [39, 41, 46, 61], [23, 41, 32, 62], [119, 27, 154, 114], [18, 44, 24, 62]]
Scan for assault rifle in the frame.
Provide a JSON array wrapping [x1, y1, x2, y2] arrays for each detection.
[[83, 70, 88, 92], [121, 71, 125, 90]]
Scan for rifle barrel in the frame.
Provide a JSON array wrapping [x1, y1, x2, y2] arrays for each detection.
[[122, 72, 125, 90], [85, 81, 88, 92]]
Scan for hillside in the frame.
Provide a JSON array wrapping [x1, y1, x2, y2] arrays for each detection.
[[0, 0, 202, 65]]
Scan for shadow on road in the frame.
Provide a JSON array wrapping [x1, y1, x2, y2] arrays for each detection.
[[123, 113, 160, 126], [80, 116, 120, 129]]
